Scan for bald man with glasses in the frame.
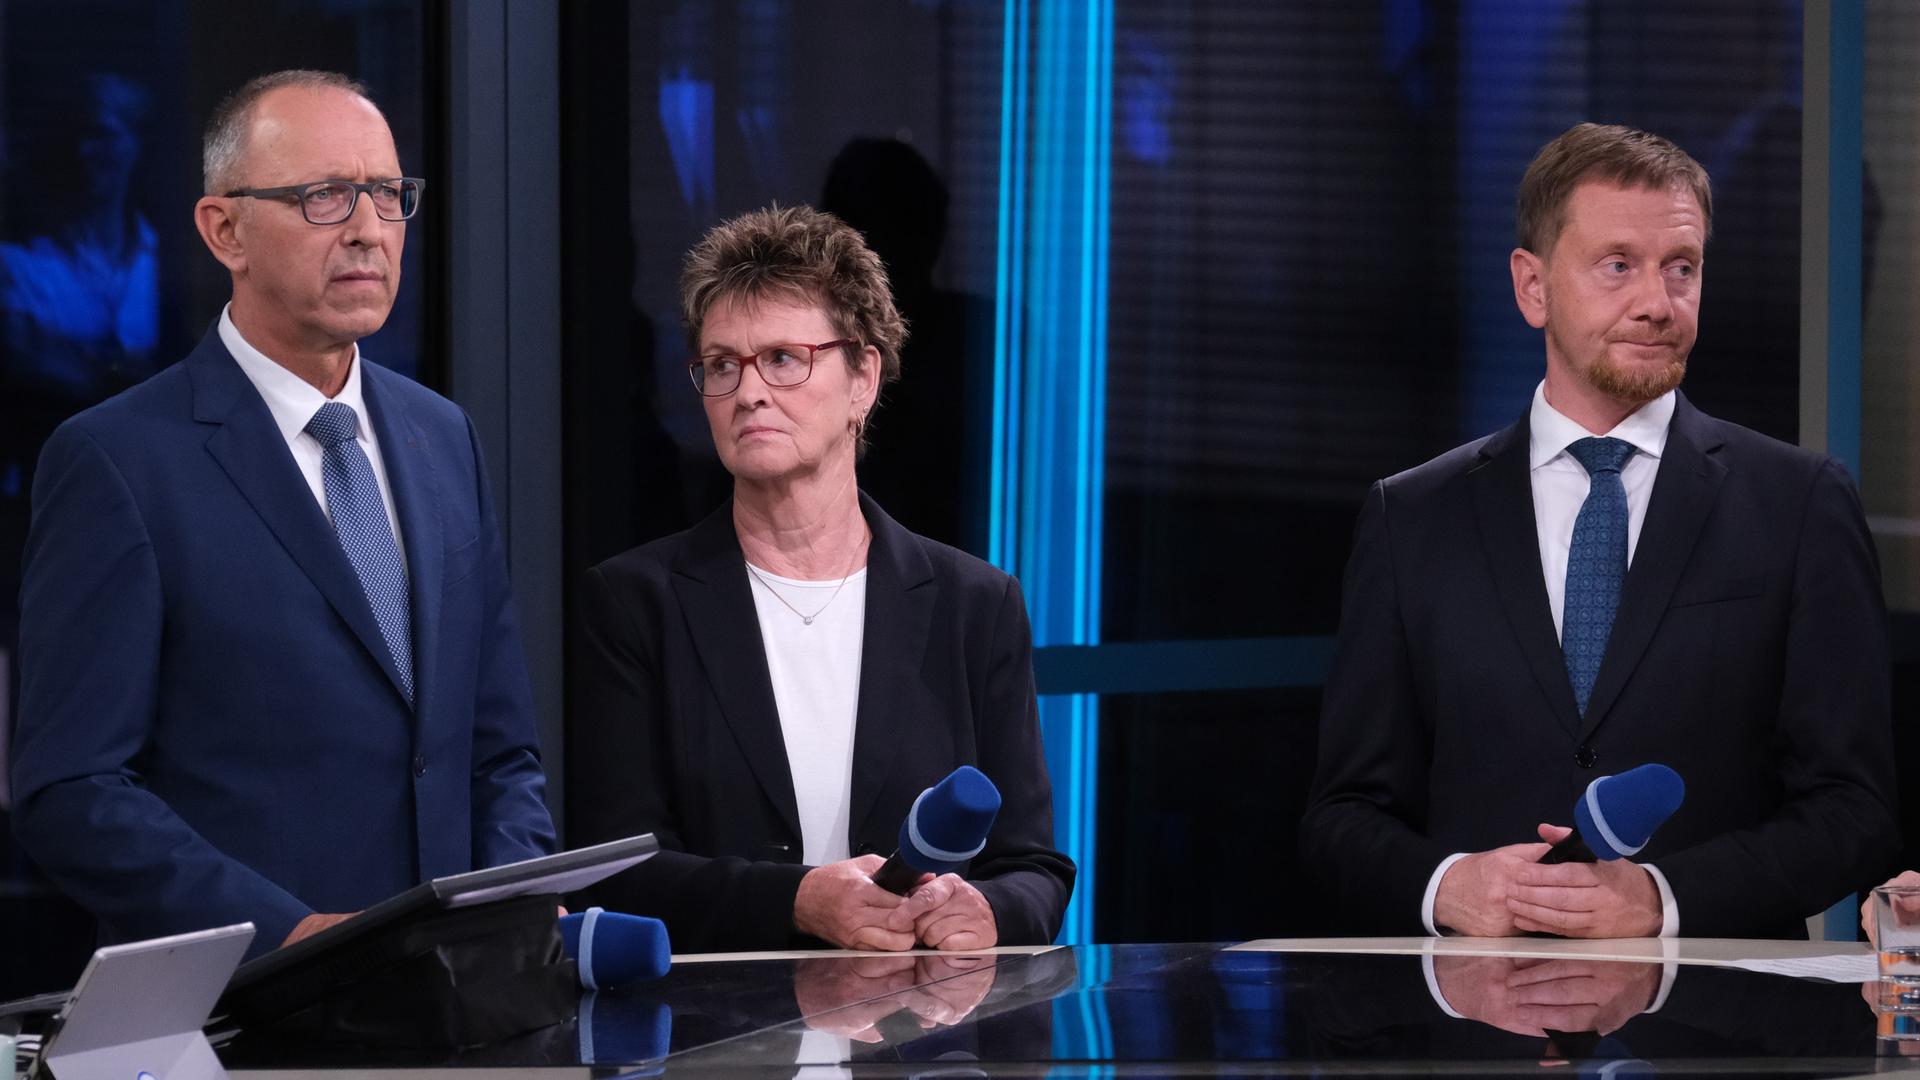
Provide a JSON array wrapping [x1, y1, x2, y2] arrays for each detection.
[[11, 69, 554, 959]]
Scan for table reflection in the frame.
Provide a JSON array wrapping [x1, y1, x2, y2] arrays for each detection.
[[1309, 951, 1882, 1067], [1430, 953, 1663, 1041], [794, 953, 998, 1043], [219, 944, 1920, 1075]]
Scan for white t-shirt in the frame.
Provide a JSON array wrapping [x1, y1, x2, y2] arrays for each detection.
[[745, 562, 868, 867]]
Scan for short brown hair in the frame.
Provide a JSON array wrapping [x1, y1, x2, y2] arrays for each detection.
[[1516, 123, 1713, 254], [680, 205, 908, 410], [203, 70, 375, 195]]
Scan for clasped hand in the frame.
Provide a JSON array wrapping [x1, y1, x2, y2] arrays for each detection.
[[794, 855, 999, 950], [1434, 823, 1661, 938]]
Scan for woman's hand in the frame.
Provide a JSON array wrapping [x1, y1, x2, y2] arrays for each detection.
[[905, 873, 998, 950], [794, 854, 923, 950]]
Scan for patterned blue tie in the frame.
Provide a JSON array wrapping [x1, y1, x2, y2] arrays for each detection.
[[1562, 436, 1635, 716], [306, 401, 413, 702]]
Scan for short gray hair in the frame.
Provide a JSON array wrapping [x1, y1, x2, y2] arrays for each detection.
[[202, 70, 375, 195]]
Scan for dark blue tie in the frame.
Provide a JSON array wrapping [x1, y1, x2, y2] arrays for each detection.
[[306, 401, 413, 702], [1562, 436, 1635, 716]]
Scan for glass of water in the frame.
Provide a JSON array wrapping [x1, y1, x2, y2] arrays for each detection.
[[1874, 884, 1920, 1028]]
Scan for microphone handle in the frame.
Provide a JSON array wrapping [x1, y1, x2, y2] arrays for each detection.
[[1541, 833, 1597, 864], [871, 851, 921, 895]]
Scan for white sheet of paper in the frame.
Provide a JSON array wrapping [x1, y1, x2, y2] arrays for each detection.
[[1723, 953, 1880, 983]]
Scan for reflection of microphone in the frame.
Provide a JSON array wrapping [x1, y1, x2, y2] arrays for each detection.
[[577, 991, 671, 1067], [1575, 1040, 1657, 1079], [558, 908, 671, 989], [1542, 764, 1686, 864], [872, 767, 1002, 895]]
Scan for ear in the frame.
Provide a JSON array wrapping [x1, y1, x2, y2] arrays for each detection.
[[195, 195, 247, 274], [1511, 247, 1548, 329], [851, 344, 883, 412]]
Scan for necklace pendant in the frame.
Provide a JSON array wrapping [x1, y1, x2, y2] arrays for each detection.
[[802, 616, 814, 625]]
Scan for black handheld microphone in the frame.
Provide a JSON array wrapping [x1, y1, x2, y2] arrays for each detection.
[[1541, 763, 1686, 864], [558, 907, 671, 989], [871, 766, 1002, 895]]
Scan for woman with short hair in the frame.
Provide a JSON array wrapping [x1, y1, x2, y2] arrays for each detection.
[[569, 205, 1073, 952]]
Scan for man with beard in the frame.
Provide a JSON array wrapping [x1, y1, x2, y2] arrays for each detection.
[[1300, 124, 1897, 941], [10, 70, 554, 959]]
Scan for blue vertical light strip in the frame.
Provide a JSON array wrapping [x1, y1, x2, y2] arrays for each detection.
[[1824, 0, 1863, 480], [989, 0, 1111, 948]]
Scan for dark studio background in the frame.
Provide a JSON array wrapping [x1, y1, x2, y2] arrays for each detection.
[[1, 0, 1915, 995]]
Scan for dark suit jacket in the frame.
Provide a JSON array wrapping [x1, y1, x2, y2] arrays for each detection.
[[567, 493, 1073, 952], [1300, 393, 1898, 939], [10, 326, 555, 958]]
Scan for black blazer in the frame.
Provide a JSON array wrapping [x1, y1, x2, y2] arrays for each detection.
[[1300, 394, 1899, 939], [568, 493, 1074, 951]]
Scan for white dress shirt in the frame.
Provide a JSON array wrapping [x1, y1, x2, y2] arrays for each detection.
[[1421, 382, 1680, 939], [218, 304, 407, 572]]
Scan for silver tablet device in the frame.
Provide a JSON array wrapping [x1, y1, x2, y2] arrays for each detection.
[[36, 922, 254, 1080]]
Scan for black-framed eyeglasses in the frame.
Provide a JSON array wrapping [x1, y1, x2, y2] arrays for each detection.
[[224, 177, 425, 225], [687, 339, 856, 397]]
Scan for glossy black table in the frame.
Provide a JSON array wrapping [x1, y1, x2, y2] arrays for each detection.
[[221, 942, 1920, 1077]]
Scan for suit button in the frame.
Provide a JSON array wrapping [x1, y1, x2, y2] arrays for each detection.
[[413, 754, 427, 777], [1574, 745, 1597, 769], [856, 842, 875, 856]]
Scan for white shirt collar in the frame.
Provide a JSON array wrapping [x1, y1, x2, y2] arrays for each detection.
[[1528, 380, 1675, 471], [218, 303, 370, 444]]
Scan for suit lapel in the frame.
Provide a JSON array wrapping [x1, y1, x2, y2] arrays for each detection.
[[190, 332, 411, 705], [1470, 415, 1585, 737], [847, 494, 936, 841], [1579, 395, 1726, 738], [363, 364, 439, 718], [671, 502, 802, 838]]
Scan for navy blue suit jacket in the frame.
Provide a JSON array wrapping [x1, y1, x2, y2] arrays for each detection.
[[10, 327, 555, 958], [567, 494, 1074, 952], [1301, 394, 1899, 939]]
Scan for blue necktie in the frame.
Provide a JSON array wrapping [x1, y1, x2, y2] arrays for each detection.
[[1562, 436, 1635, 716], [306, 401, 413, 702]]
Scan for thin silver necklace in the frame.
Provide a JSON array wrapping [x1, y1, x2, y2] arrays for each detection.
[[745, 531, 869, 625]]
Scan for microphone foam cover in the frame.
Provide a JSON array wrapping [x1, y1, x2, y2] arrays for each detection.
[[1574, 763, 1686, 860], [560, 908, 672, 989], [897, 765, 1002, 874]]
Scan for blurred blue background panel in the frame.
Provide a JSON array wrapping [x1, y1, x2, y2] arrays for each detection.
[[0, 0, 433, 997]]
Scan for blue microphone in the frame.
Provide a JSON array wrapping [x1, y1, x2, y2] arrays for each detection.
[[1543, 763, 1686, 864], [558, 907, 671, 989], [871, 766, 1002, 894]]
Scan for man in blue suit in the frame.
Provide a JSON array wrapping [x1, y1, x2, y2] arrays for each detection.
[[10, 70, 555, 958]]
